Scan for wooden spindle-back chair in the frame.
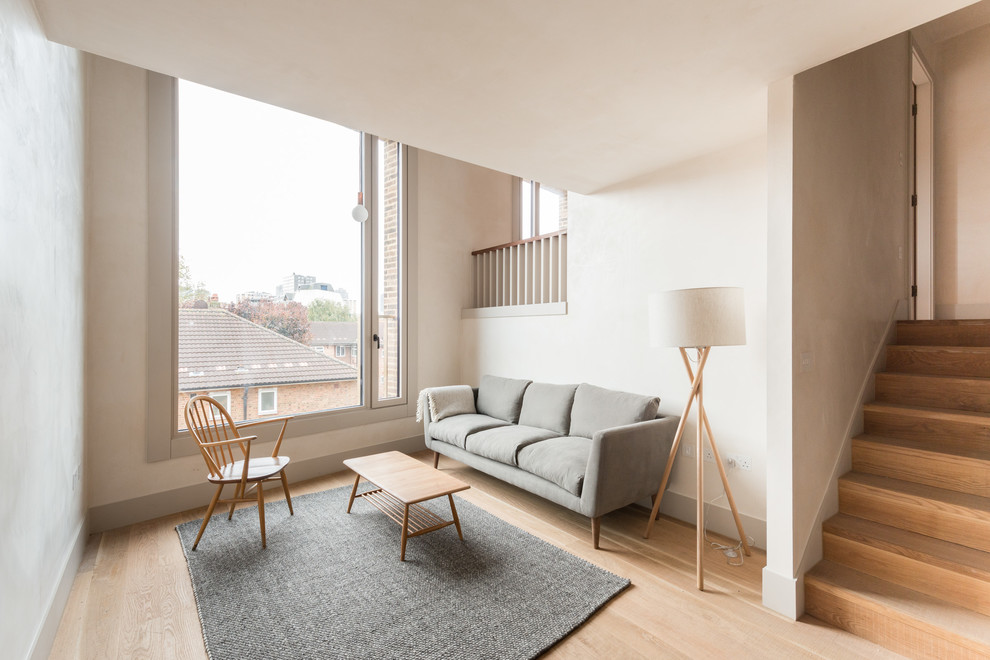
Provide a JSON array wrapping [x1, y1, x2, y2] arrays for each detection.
[[184, 395, 294, 549]]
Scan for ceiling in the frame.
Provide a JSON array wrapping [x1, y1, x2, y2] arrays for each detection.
[[33, 0, 980, 193]]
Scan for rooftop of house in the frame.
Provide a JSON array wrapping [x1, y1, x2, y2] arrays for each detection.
[[178, 308, 357, 391], [308, 321, 358, 346]]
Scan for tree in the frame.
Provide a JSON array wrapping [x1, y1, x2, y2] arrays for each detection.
[[306, 298, 357, 322], [178, 255, 210, 307], [229, 299, 311, 344]]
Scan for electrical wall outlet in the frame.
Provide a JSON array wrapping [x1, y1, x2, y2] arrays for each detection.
[[682, 444, 695, 458], [703, 447, 715, 463], [727, 453, 752, 470]]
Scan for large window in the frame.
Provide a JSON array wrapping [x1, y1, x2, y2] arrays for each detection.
[[150, 76, 409, 453]]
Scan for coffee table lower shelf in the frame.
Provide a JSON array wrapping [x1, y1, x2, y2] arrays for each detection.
[[351, 487, 464, 560]]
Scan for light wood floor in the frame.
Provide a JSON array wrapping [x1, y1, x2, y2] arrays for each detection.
[[50, 451, 900, 659]]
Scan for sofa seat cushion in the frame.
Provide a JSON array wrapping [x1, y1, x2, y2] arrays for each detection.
[[463, 425, 560, 466], [516, 436, 592, 496], [518, 382, 578, 435], [569, 383, 660, 438], [429, 414, 509, 449]]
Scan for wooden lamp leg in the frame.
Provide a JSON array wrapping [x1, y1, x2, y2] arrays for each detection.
[[644, 347, 710, 538], [696, 375, 705, 591], [643, 345, 750, 591]]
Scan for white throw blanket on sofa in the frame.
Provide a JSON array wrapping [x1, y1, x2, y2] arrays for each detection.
[[416, 385, 476, 422]]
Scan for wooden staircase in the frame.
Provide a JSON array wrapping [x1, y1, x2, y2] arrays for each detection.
[[804, 320, 990, 659]]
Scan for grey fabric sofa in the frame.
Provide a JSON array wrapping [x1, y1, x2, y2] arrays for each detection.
[[420, 375, 679, 548]]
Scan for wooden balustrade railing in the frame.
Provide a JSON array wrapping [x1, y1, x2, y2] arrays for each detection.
[[471, 231, 567, 308]]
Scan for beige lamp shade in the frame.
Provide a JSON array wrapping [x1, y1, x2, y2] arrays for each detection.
[[649, 287, 746, 348]]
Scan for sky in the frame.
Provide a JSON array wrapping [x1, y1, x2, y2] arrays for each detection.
[[178, 80, 363, 303]]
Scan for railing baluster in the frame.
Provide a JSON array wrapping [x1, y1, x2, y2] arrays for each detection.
[[469, 231, 567, 309]]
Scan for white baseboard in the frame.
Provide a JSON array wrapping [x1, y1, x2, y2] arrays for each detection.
[[657, 489, 767, 550], [89, 435, 425, 533], [762, 566, 802, 620], [30, 516, 88, 660]]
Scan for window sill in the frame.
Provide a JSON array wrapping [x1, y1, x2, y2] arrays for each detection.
[[461, 302, 567, 319]]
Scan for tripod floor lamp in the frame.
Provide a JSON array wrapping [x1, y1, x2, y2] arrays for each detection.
[[643, 286, 751, 591]]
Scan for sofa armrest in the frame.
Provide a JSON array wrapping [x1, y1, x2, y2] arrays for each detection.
[[581, 415, 679, 518]]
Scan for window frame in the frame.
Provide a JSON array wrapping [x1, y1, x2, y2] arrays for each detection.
[[257, 388, 278, 415], [208, 390, 231, 412], [335, 345, 346, 358], [146, 73, 418, 462], [512, 177, 567, 242]]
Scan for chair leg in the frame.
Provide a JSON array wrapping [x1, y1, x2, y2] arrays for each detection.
[[591, 516, 601, 550], [280, 470, 294, 515], [193, 484, 224, 551], [433, 452, 440, 469], [257, 482, 267, 549]]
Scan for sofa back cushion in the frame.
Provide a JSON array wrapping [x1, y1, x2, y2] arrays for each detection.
[[518, 382, 578, 435], [568, 383, 660, 438], [476, 374, 532, 423]]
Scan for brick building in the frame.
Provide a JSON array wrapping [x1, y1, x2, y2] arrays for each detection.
[[308, 321, 359, 365], [177, 308, 358, 428]]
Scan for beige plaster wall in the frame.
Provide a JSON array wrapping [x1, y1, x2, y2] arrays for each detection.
[[932, 24, 990, 319], [789, 32, 912, 584], [460, 138, 770, 546], [0, 0, 86, 656], [84, 56, 505, 521]]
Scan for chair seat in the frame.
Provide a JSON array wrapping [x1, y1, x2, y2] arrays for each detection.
[[209, 455, 291, 483]]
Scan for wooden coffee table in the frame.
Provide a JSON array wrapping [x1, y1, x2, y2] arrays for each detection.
[[344, 451, 470, 560]]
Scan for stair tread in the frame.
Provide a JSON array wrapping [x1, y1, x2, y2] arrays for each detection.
[[806, 560, 990, 646], [877, 372, 990, 384], [854, 433, 990, 461], [898, 320, 990, 325], [889, 344, 990, 352], [824, 513, 990, 578], [862, 401, 990, 423], [841, 472, 990, 517]]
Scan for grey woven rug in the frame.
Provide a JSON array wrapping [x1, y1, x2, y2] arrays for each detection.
[[176, 484, 629, 660]]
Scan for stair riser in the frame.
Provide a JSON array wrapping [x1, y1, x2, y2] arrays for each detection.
[[838, 482, 990, 552], [805, 578, 990, 660], [875, 374, 990, 413], [852, 441, 990, 498], [886, 347, 990, 378], [863, 410, 990, 454], [823, 532, 990, 617], [897, 323, 990, 347]]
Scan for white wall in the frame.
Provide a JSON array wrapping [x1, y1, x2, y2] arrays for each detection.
[[932, 24, 990, 319], [84, 56, 509, 527], [0, 0, 86, 657], [461, 138, 770, 545], [763, 33, 913, 618]]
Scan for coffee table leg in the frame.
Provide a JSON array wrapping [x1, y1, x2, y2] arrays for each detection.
[[400, 505, 410, 561], [346, 473, 361, 513], [448, 494, 464, 541]]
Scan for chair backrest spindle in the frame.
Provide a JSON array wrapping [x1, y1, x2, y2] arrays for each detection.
[[184, 395, 243, 479]]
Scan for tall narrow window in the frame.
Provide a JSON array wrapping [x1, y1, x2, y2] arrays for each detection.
[[375, 138, 403, 403]]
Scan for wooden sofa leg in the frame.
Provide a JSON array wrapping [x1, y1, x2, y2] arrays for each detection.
[[591, 517, 601, 549], [433, 451, 440, 469]]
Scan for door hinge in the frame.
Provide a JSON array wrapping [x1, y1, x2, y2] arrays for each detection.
[[911, 194, 918, 207], [911, 284, 918, 297], [912, 103, 918, 117]]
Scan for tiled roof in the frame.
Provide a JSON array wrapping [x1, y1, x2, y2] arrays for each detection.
[[179, 309, 357, 391], [309, 321, 359, 346]]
